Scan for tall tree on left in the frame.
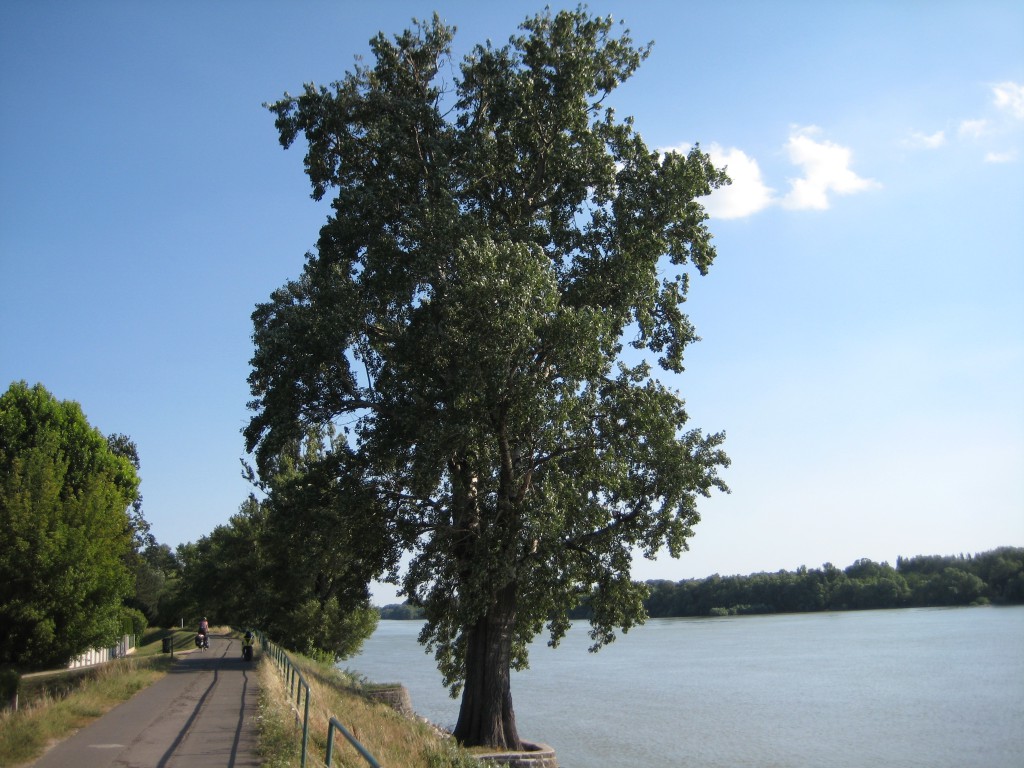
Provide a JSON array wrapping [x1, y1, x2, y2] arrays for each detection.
[[0, 382, 139, 671]]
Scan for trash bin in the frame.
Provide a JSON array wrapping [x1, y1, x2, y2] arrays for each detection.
[[162, 637, 172, 653]]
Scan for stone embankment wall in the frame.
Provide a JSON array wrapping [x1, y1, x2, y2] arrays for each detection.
[[475, 742, 559, 768], [362, 684, 415, 718]]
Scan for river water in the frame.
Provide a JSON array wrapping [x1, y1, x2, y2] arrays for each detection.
[[346, 606, 1024, 767]]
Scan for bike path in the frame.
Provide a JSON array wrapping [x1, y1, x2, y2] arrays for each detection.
[[31, 634, 260, 768]]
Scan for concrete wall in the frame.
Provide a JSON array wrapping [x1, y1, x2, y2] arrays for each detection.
[[66, 634, 136, 670]]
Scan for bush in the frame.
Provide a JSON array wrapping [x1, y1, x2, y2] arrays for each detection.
[[0, 666, 19, 709], [122, 607, 148, 638]]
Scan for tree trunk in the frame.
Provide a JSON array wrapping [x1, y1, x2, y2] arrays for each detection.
[[452, 581, 522, 749]]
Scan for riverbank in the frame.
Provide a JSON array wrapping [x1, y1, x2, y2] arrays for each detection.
[[257, 647, 479, 767]]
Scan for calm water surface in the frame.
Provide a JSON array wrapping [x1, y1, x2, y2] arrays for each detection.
[[347, 606, 1024, 767]]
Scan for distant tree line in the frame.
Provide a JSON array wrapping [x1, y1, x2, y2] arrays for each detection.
[[376, 548, 1024, 621], [378, 603, 426, 620], [636, 548, 1024, 618]]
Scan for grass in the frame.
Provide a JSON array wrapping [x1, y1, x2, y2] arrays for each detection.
[[0, 627, 184, 768], [132, 626, 198, 658], [12, 628, 193, 710], [255, 657, 307, 767], [256, 647, 479, 768]]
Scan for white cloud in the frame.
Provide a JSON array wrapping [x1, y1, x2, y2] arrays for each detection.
[[958, 118, 990, 139], [702, 145, 776, 219], [669, 127, 878, 220], [992, 81, 1024, 120], [781, 126, 879, 211], [955, 81, 1024, 161], [984, 149, 1018, 163], [908, 81, 1023, 162], [904, 130, 946, 149]]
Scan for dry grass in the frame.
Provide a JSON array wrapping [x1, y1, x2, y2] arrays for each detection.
[[257, 649, 477, 768], [255, 658, 304, 767], [0, 655, 171, 767]]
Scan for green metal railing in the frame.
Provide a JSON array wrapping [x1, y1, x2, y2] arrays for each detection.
[[254, 630, 382, 767]]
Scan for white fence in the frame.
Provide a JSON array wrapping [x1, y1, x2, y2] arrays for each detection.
[[66, 634, 136, 670]]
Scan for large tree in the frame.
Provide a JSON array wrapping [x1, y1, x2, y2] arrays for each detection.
[[247, 8, 729, 748], [0, 382, 139, 671]]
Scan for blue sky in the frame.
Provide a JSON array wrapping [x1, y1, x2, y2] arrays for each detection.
[[2, 1, 1022, 604]]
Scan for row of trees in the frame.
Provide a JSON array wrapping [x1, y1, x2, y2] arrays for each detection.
[[0, 379, 377, 680], [165, 435, 382, 663], [638, 548, 1024, 618]]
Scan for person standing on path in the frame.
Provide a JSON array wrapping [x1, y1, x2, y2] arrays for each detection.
[[30, 633, 260, 768]]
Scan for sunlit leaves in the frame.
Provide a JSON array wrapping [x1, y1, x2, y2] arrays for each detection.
[[0, 382, 138, 670]]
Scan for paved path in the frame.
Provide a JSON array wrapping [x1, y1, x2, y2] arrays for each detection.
[[31, 634, 260, 768]]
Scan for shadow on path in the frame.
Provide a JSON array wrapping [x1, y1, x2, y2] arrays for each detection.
[[31, 634, 260, 768]]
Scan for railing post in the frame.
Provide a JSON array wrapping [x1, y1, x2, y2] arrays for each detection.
[[326, 725, 336, 766], [301, 685, 310, 768]]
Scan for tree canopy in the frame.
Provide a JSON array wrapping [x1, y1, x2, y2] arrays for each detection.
[[247, 8, 729, 748], [0, 382, 139, 671]]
